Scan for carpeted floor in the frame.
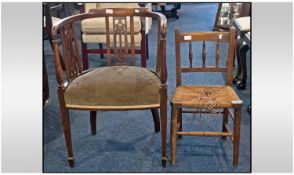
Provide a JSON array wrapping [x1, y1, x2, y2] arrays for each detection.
[[43, 3, 251, 172]]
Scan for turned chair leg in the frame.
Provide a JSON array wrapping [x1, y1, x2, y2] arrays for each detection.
[[222, 108, 229, 140], [58, 103, 74, 167], [170, 106, 178, 165], [90, 111, 97, 135], [160, 86, 167, 167], [151, 109, 160, 132], [233, 107, 241, 166], [177, 108, 182, 139]]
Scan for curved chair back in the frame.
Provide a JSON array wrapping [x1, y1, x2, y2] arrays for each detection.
[[51, 8, 167, 86]]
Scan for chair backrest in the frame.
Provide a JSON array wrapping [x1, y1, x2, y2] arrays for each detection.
[[174, 27, 235, 87], [51, 8, 167, 86]]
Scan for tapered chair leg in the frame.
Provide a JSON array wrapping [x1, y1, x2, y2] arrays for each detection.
[[151, 109, 160, 132], [58, 92, 74, 167], [90, 111, 97, 135], [170, 106, 178, 165], [222, 108, 229, 140], [160, 86, 167, 167], [177, 108, 182, 139], [233, 107, 241, 166]]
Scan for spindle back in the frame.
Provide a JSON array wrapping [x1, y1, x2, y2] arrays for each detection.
[[174, 27, 235, 87]]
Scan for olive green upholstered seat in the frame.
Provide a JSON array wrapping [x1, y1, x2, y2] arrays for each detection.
[[64, 66, 161, 109]]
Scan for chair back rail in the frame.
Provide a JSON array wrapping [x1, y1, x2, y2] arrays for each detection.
[[175, 27, 235, 87], [51, 8, 167, 87]]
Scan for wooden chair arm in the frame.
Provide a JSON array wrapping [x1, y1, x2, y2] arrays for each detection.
[[159, 23, 167, 84], [52, 39, 65, 87]]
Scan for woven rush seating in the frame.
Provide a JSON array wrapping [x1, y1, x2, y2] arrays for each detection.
[[171, 85, 240, 109]]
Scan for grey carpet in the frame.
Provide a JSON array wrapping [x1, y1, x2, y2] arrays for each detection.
[[43, 3, 251, 172]]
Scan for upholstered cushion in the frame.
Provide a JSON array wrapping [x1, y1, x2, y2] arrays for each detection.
[[171, 85, 241, 108], [82, 33, 142, 47], [81, 16, 142, 34], [235, 17, 250, 32], [64, 66, 160, 109]]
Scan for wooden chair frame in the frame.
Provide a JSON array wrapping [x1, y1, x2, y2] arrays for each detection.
[[78, 3, 150, 70], [51, 8, 167, 167], [170, 27, 243, 166]]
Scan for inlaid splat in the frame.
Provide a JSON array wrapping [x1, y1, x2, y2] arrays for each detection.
[[113, 16, 128, 65]]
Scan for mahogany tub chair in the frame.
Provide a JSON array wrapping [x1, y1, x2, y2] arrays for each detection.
[[51, 8, 168, 167], [170, 27, 243, 166], [79, 3, 152, 70]]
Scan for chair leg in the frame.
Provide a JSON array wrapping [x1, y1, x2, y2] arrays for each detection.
[[222, 108, 229, 140], [99, 43, 104, 59], [170, 106, 178, 165], [90, 111, 96, 135], [58, 89, 74, 167], [233, 107, 241, 166], [151, 109, 160, 132], [177, 108, 182, 139], [82, 42, 89, 70], [160, 85, 167, 167]]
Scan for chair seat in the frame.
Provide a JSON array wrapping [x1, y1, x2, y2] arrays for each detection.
[[234, 17, 250, 32], [171, 85, 241, 108], [64, 66, 161, 109]]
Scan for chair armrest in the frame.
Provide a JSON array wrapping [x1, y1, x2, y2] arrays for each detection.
[[159, 23, 167, 84]]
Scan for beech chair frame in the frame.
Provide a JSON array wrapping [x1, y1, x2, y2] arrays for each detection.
[[170, 27, 243, 166]]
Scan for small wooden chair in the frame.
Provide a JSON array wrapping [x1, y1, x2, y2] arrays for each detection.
[[170, 27, 243, 166], [51, 8, 168, 167]]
